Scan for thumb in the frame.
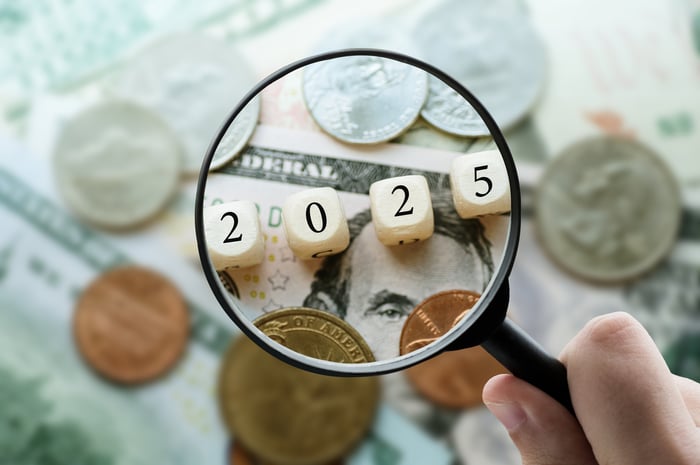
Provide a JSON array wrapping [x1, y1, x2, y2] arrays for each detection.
[[483, 374, 597, 465], [562, 312, 699, 465]]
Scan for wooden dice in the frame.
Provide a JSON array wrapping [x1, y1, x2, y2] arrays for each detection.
[[204, 200, 265, 270], [282, 187, 350, 260], [204, 151, 511, 267], [450, 150, 510, 218], [369, 175, 434, 246]]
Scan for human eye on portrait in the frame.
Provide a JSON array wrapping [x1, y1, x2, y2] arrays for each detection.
[[374, 303, 409, 321], [362, 290, 415, 322]]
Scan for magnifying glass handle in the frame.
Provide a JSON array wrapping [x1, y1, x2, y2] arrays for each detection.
[[481, 318, 574, 415]]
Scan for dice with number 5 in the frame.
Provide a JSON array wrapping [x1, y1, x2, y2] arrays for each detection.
[[204, 200, 265, 270], [450, 150, 511, 218], [369, 175, 434, 246], [282, 187, 350, 260]]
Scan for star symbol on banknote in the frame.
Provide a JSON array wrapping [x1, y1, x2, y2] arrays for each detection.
[[262, 299, 283, 313], [268, 270, 290, 290]]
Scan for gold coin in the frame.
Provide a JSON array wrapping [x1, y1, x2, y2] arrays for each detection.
[[73, 265, 189, 384], [254, 307, 375, 363], [218, 334, 379, 465]]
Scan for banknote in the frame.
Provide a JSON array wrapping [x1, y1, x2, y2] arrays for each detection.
[[0, 140, 232, 465], [0, 137, 454, 465], [529, 0, 700, 186], [3, 1, 699, 464], [0, 0, 324, 94], [202, 125, 509, 361]]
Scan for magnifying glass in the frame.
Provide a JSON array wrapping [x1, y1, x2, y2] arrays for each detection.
[[195, 49, 573, 414]]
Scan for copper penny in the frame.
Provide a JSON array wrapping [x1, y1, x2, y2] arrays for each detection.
[[405, 347, 507, 408], [400, 290, 506, 408], [399, 289, 480, 354], [73, 265, 189, 384]]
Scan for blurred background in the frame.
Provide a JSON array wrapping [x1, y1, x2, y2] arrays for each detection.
[[0, 0, 698, 464]]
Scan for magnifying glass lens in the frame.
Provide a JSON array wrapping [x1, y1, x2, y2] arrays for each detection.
[[197, 52, 517, 375]]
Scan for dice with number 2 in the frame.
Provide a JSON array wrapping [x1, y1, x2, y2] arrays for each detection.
[[369, 175, 434, 246], [204, 200, 265, 270], [450, 150, 511, 218]]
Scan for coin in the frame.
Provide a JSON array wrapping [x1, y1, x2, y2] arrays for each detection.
[[53, 100, 181, 229], [218, 336, 379, 465], [535, 137, 681, 282], [404, 347, 507, 409], [73, 266, 189, 384], [107, 33, 259, 175], [414, 0, 546, 136], [211, 98, 260, 171], [254, 307, 375, 364], [302, 56, 428, 144], [399, 290, 481, 354]]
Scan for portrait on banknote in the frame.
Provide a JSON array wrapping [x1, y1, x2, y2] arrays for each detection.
[[303, 191, 494, 360]]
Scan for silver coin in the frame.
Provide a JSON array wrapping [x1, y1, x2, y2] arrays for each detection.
[[535, 137, 681, 283], [210, 97, 260, 171], [107, 33, 259, 175], [302, 56, 428, 144], [414, 0, 546, 136], [53, 101, 182, 229]]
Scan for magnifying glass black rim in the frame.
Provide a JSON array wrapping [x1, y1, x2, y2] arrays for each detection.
[[195, 48, 521, 376]]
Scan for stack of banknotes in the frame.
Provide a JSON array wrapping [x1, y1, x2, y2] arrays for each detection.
[[0, 0, 698, 464]]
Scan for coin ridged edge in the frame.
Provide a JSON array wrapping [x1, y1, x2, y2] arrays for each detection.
[[253, 306, 376, 363]]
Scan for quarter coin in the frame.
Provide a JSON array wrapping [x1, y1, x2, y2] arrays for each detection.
[[414, 0, 546, 136], [107, 33, 259, 174], [302, 56, 428, 144], [535, 136, 681, 282], [53, 100, 181, 229], [73, 266, 189, 384], [211, 98, 260, 171]]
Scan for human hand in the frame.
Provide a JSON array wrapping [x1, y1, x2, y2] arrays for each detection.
[[482, 312, 700, 464]]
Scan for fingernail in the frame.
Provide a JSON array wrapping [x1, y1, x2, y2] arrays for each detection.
[[485, 402, 527, 432]]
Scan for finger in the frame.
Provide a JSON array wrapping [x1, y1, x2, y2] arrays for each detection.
[[483, 374, 597, 465], [675, 375, 700, 426], [562, 312, 699, 465]]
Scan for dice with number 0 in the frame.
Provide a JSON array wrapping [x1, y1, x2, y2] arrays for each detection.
[[204, 200, 265, 270], [282, 187, 350, 260], [450, 150, 511, 218], [369, 175, 434, 246]]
